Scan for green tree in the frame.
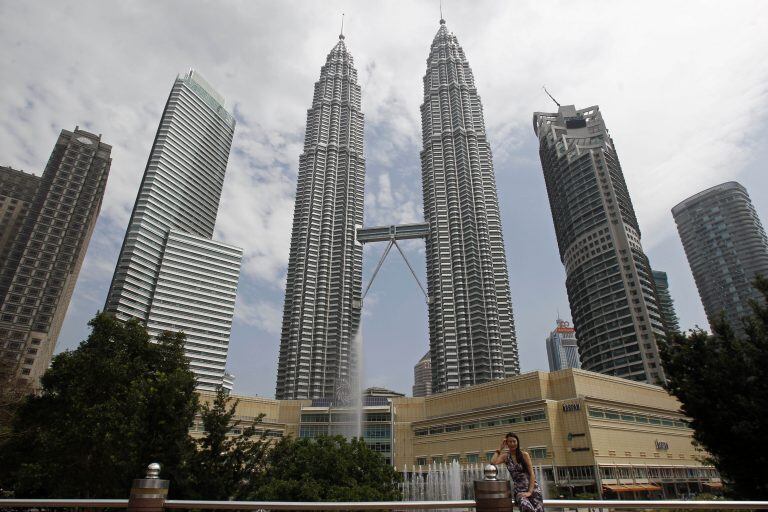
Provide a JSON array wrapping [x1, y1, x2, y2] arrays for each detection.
[[661, 276, 768, 499], [178, 387, 270, 500], [250, 435, 402, 501], [0, 313, 198, 498], [0, 357, 32, 443]]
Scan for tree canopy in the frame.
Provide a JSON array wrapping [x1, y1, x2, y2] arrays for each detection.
[[661, 275, 768, 499], [0, 313, 198, 498], [178, 387, 270, 500], [250, 436, 402, 501]]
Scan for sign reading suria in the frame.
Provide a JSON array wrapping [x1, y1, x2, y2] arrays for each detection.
[[655, 440, 669, 451], [562, 402, 580, 412]]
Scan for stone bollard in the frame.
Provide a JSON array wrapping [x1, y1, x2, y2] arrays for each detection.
[[474, 464, 513, 512], [128, 463, 169, 512]]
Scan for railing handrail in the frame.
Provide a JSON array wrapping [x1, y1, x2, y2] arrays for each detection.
[[0, 499, 129, 507], [2, 499, 768, 510]]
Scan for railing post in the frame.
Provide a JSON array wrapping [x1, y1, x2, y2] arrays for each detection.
[[474, 464, 512, 512], [128, 463, 169, 512]]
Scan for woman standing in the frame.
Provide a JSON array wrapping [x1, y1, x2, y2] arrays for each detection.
[[490, 432, 545, 512]]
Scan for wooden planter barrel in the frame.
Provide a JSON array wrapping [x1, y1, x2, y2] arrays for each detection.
[[474, 479, 513, 512]]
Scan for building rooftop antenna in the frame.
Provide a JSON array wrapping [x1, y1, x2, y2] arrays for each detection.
[[543, 85, 561, 107], [339, 12, 345, 39], [439, 0, 445, 23]]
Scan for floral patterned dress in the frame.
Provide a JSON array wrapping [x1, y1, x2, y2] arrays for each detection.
[[506, 457, 544, 512]]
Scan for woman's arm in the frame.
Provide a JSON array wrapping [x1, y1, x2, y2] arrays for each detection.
[[523, 451, 535, 493], [490, 448, 508, 465]]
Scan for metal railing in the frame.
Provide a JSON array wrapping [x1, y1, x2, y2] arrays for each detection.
[[2, 463, 766, 511], [2, 498, 768, 510]]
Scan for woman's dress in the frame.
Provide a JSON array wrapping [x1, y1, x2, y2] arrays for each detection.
[[506, 457, 545, 512]]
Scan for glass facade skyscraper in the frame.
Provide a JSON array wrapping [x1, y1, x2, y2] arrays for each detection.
[[546, 319, 581, 372], [651, 270, 680, 334], [275, 35, 365, 400], [0, 128, 111, 389], [105, 70, 242, 391], [412, 351, 432, 398], [420, 20, 519, 393], [534, 105, 666, 384], [672, 181, 768, 337]]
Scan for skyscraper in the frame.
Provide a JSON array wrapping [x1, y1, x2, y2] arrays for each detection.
[[545, 319, 581, 372], [534, 105, 666, 383], [672, 182, 768, 337], [420, 19, 519, 393], [0, 128, 111, 388], [412, 351, 432, 397], [105, 70, 242, 391], [651, 270, 680, 333], [275, 34, 365, 400]]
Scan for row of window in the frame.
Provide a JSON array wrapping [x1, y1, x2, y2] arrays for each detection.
[[414, 409, 547, 437], [300, 412, 391, 423], [415, 446, 549, 467], [299, 424, 391, 439], [588, 407, 688, 428]]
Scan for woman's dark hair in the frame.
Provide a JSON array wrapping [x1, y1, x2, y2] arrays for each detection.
[[505, 432, 528, 474]]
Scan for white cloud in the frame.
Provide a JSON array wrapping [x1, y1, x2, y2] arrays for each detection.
[[234, 294, 282, 335], [3, 0, 767, 396]]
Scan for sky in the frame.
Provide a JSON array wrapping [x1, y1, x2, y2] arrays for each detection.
[[2, 0, 768, 398]]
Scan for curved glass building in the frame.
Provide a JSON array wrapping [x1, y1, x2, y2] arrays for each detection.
[[534, 105, 665, 384], [672, 181, 768, 337]]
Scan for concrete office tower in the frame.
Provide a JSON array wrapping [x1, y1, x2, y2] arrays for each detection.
[[412, 351, 432, 397], [672, 182, 768, 337], [534, 105, 666, 383], [275, 34, 365, 400], [546, 319, 581, 372], [0, 167, 38, 263], [105, 70, 242, 391], [651, 270, 680, 333], [0, 129, 111, 388], [420, 19, 519, 393]]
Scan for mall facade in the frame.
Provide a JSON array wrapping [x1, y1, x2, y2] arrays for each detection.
[[196, 368, 721, 499]]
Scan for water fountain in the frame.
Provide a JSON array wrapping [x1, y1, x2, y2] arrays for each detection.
[[400, 462, 550, 502], [331, 326, 364, 440], [350, 326, 364, 439]]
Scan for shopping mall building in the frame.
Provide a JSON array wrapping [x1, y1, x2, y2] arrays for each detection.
[[196, 368, 722, 499]]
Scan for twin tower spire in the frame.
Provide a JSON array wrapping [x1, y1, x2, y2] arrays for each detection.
[[275, 20, 519, 400]]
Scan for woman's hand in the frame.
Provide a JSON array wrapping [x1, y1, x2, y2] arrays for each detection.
[[519, 491, 532, 499], [499, 438, 507, 451]]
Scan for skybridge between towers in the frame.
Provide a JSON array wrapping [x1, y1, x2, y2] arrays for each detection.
[[354, 222, 431, 307]]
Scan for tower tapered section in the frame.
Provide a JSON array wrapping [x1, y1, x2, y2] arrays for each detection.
[[420, 21, 519, 393], [276, 36, 365, 400]]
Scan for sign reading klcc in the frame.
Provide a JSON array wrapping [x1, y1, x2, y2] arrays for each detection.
[[562, 403, 580, 412]]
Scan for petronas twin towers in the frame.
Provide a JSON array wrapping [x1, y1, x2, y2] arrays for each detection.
[[276, 34, 365, 400], [276, 20, 519, 400]]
